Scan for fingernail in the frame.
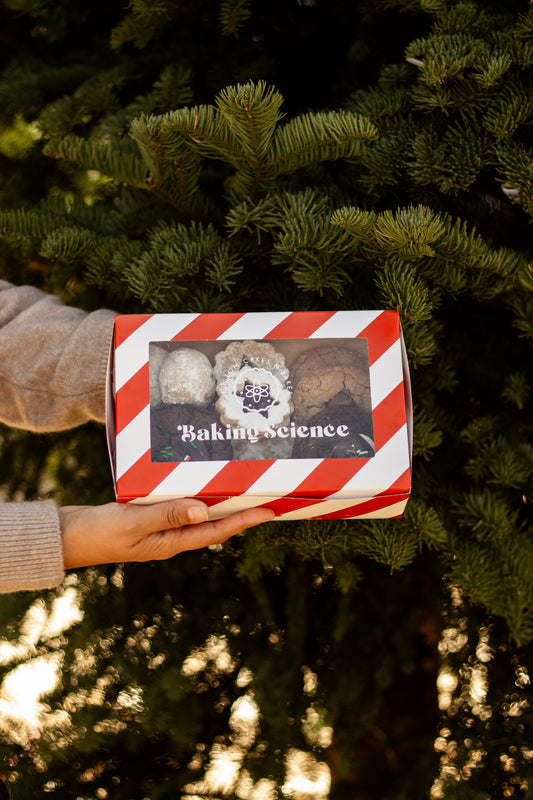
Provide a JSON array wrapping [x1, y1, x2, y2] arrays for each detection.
[[188, 505, 209, 524]]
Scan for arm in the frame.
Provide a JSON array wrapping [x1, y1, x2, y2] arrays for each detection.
[[0, 281, 274, 594], [0, 280, 113, 592], [0, 497, 275, 593], [0, 280, 114, 432]]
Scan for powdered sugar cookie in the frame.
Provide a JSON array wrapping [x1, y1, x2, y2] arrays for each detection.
[[159, 348, 215, 406], [149, 344, 169, 406]]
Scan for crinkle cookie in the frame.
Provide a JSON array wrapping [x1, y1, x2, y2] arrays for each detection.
[[216, 364, 293, 434], [150, 403, 232, 462], [292, 364, 371, 424], [214, 340, 290, 384], [159, 348, 215, 406], [291, 345, 363, 387]]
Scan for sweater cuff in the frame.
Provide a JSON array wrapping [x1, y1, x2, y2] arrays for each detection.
[[0, 500, 65, 593]]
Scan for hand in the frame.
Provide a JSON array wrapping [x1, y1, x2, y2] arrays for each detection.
[[59, 499, 275, 570]]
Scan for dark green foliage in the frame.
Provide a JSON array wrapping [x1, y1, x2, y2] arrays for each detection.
[[0, 1, 531, 798]]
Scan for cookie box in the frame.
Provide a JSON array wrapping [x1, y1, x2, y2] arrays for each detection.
[[106, 310, 413, 520]]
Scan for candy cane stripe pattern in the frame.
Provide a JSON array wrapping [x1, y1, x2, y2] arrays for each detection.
[[107, 310, 412, 520]]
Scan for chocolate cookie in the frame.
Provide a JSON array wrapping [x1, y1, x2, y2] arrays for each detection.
[[292, 404, 375, 459], [292, 364, 371, 424], [150, 403, 232, 462]]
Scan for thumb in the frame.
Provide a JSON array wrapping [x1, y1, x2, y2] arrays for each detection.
[[123, 498, 210, 533]]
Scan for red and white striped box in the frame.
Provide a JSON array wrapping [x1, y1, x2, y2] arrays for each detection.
[[106, 310, 412, 520]]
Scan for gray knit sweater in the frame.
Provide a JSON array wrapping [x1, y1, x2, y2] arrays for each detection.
[[0, 280, 115, 593]]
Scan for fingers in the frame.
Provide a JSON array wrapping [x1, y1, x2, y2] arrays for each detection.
[[122, 497, 210, 535], [165, 506, 276, 553], [61, 499, 276, 568]]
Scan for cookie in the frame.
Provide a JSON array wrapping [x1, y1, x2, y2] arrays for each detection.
[[150, 403, 232, 462], [292, 364, 371, 424], [149, 344, 169, 406], [292, 404, 374, 459], [291, 345, 363, 387], [214, 340, 290, 385], [216, 364, 293, 434], [159, 348, 215, 406], [231, 435, 294, 461]]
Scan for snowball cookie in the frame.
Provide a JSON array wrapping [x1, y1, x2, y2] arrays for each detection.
[[159, 348, 215, 406], [149, 345, 169, 406]]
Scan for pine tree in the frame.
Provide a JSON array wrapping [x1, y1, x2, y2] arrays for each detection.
[[0, 1, 531, 799]]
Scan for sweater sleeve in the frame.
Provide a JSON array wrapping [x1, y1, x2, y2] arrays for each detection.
[[0, 281, 115, 594], [0, 501, 64, 592], [0, 280, 115, 431]]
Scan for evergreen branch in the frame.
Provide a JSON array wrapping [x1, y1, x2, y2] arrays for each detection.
[[510, 294, 533, 342], [495, 140, 533, 217], [44, 135, 149, 188], [406, 32, 489, 85], [204, 243, 243, 292], [449, 535, 533, 645], [132, 87, 375, 202], [37, 67, 125, 138], [514, 8, 533, 39], [0, 60, 95, 121], [400, 318, 439, 367], [472, 50, 513, 88], [502, 372, 532, 411], [0, 209, 60, 238], [98, 65, 194, 139], [0, 199, 127, 242], [401, 500, 448, 550], [483, 80, 533, 137], [452, 490, 521, 540], [409, 124, 489, 194], [219, 0, 252, 36], [84, 237, 145, 289], [131, 107, 238, 207], [125, 222, 242, 309], [330, 207, 378, 248], [283, 251, 351, 298], [39, 226, 99, 262], [411, 408, 443, 461], [351, 519, 419, 571], [110, 0, 178, 50], [215, 81, 285, 162], [374, 205, 446, 256], [375, 258, 434, 323], [225, 196, 279, 242], [268, 110, 377, 175], [465, 436, 533, 489]]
